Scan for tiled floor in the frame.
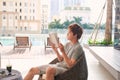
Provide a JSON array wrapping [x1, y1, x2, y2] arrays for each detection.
[[0, 46, 115, 80]]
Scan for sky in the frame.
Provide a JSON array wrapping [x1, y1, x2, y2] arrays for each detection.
[[84, 0, 107, 23], [50, 0, 115, 24]]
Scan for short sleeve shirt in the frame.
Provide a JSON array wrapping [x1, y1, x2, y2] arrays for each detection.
[[56, 41, 84, 68]]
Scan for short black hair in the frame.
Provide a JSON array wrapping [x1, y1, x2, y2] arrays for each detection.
[[68, 23, 83, 40]]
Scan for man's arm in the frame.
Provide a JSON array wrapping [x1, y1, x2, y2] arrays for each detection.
[[62, 51, 76, 68], [59, 43, 76, 68]]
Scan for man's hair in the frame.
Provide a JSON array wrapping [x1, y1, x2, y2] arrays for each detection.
[[68, 23, 83, 40]]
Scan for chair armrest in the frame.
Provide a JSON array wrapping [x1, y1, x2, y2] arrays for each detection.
[[55, 54, 85, 80]]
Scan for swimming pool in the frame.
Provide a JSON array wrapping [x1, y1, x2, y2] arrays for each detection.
[[0, 34, 68, 46], [0, 37, 14, 46], [0, 30, 109, 46]]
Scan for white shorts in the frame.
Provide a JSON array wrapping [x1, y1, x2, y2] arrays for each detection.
[[38, 64, 67, 76]]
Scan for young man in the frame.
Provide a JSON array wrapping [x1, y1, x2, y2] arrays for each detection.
[[24, 23, 88, 80]]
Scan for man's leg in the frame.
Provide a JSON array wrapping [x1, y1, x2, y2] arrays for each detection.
[[24, 67, 40, 80], [46, 67, 56, 80]]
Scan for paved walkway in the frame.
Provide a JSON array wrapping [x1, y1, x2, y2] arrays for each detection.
[[86, 46, 120, 80], [0, 46, 116, 80]]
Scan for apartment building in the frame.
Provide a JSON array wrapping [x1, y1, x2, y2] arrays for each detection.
[[114, 0, 120, 49], [115, 0, 120, 27], [0, 0, 41, 36], [41, 0, 50, 30]]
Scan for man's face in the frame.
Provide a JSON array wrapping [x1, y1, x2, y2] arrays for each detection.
[[67, 28, 76, 40]]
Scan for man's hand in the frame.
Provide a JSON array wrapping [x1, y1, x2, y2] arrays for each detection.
[[59, 43, 65, 53], [51, 43, 58, 53], [51, 43, 63, 61]]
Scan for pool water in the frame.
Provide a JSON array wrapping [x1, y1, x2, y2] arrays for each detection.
[[0, 38, 14, 46], [0, 30, 110, 46], [0, 34, 68, 46], [0, 38, 45, 46]]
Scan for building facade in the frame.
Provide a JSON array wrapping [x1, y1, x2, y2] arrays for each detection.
[[114, 0, 120, 49], [52, 6, 91, 24], [50, 0, 86, 21], [41, 0, 50, 30], [0, 0, 41, 36], [63, 0, 85, 7]]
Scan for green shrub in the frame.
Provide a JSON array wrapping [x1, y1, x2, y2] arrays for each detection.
[[88, 39, 113, 46]]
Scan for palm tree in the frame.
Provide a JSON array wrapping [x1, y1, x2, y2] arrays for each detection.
[[62, 20, 73, 29], [49, 19, 62, 29], [73, 17, 82, 25], [104, 0, 113, 44]]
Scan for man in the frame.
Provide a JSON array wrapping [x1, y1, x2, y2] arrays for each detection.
[[24, 23, 88, 80]]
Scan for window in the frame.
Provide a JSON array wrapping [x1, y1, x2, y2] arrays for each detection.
[[15, 2, 17, 6], [20, 2, 22, 6], [2, 34, 5, 36], [8, 34, 11, 36], [20, 16, 22, 20], [15, 16, 17, 19], [25, 27, 27, 31], [3, 10, 6, 12], [33, 9, 35, 13], [3, 2, 6, 6], [116, 16, 119, 20], [20, 9, 22, 13], [116, 7, 119, 12], [16, 26, 17, 30], [24, 16, 27, 20], [3, 15, 6, 20], [15, 9, 17, 12]]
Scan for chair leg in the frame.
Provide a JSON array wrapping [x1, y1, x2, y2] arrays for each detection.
[[38, 76, 41, 80], [13, 47, 15, 50], [29, 47, 31, 51], [38, 74, 45, 80]]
